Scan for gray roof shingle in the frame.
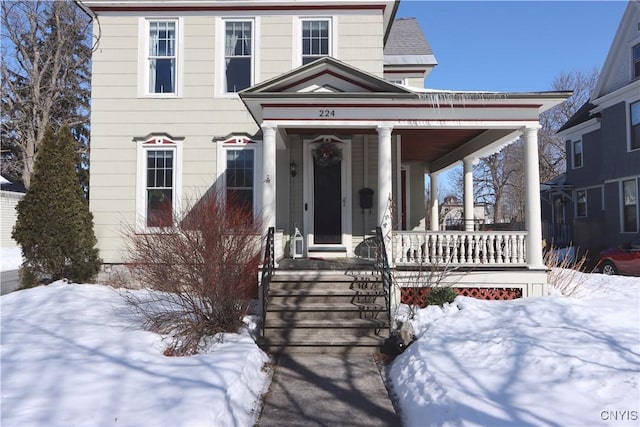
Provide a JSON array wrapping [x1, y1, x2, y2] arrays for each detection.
[[384, 17, 433, 56]]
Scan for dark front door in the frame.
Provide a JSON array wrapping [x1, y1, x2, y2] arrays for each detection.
[[313, 156, 342, 244]]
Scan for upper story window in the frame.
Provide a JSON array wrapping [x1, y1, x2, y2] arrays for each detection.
[[147, 20, 177, 94], [572, 140, 583, 168], [622, 179, 638, 233], [301, 19, 330, 65], [575, 189, 587, 218], [633, 43, 640, 79], [631, 100, 640, 151], [225, 20, 253, 92]]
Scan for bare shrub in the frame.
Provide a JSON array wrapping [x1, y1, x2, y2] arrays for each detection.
[[544, 246, 592, 297], [124, 191, 263, 356]]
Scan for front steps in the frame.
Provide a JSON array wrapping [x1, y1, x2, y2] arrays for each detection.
[[262, 270, 389, 354]]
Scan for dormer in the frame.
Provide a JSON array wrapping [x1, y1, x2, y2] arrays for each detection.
[[383, 17, 437, 88]]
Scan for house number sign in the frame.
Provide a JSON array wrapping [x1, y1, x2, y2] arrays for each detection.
[[319, 109, 335, 117]]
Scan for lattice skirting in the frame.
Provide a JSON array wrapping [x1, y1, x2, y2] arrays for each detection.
[[401, 287, 523, 306]]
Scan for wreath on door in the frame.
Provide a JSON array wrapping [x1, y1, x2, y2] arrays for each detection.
[[313, 142, 342, 167]]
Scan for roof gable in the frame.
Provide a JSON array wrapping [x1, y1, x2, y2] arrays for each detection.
[[240, 56, 413, 95], [592, 1, 640, 99]]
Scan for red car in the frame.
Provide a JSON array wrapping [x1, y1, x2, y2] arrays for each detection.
[[596, 234, 640, 276]]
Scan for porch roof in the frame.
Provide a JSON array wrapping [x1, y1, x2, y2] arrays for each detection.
[[240, 57, 571, 173]]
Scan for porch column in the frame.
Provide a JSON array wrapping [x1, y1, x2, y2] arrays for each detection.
[[261, 124, 276, 231], [377, 125, 393, 247], [523, 125, 544, 268], [463, 158, 474, 231], [429, 172, 439, 231]]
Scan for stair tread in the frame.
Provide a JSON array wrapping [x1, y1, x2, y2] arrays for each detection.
[[267, 302, 386, 311], [267, 336, 386, 346], [271, 272, 380, 282], [265, 318, 388, 328], [269, 289, 385, 296]]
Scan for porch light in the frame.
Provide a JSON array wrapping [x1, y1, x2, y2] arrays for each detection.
[[290, 161, 297, 177]]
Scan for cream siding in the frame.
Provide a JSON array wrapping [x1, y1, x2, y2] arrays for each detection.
[[90, 9, 393, 263], [406, 76, 425, 88], [406, 161, 427, 231], [260, 16, 293, 81], [337, 14, 384, 76]]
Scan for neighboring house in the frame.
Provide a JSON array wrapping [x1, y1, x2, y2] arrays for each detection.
[[78, 0, 569, 298], [439, 195, 493, 231], [550, 1, 640, 260], [0, 175, 25, 248]]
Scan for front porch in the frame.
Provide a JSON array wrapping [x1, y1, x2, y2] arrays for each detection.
[[272, 228, 548, 299], [259, 227, 547, 353]]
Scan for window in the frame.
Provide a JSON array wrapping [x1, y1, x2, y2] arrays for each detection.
[[387, 78, 406, 85], [136, 135, 183, 231], [576, 189, 587, 217], [146, 150, 174, 227], [631, 100, 640, 150], [572, 140, 583, 168], [225, 149, 255, 212], [622, 179, 638, 233], [633, 43, 640, 79], [147, 20, 177, 94], [225, 21, 253, 92], [217, 137, 259, 218], [301, 19, 330, 65]]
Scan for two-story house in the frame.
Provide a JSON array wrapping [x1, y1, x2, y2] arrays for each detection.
[[550, 1, 640, 260], [78, 0, 569, 301]]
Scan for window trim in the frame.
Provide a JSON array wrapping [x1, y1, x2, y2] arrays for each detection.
[[138, 17, 184, 98], [135, 135, 183, 232], [294, 16, 336, 68], [620, 178, 639, 233], [571, 139, 583, 169], [629, 99, 640, 152], [215, 17, 260, 97], [633, 42, 640, 80], [216, 136, 262, 220], [575, 188, 587, 218]]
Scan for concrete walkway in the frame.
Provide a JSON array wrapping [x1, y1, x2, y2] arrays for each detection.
[[256, 353, 400, 427]]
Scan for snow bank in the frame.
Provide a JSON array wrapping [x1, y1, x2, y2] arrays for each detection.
[[0, 282, 271, 427], [389, 272, 640, 427]]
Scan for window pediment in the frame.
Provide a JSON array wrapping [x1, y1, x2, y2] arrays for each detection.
[[134, 133, 185, 145]]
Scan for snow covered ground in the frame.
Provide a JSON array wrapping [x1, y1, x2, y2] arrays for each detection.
[[1, 246, 22, 272], [389, 271, 640, 427], [1, 271, 638, 427], [0, 282, 270, 427]]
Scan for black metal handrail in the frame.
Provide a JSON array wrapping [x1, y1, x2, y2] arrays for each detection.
[[260, 227, 275, 337], [375, 226, 392, 336]]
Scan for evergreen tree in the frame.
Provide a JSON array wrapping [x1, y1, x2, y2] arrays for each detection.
[[12, 126, 101, 285]]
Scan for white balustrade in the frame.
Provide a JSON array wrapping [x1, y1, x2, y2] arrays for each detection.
[[393, 231, 528, 267]]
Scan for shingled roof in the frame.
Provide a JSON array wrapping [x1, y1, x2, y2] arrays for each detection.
[[557, 101, 597, 133], [384, 17, 434, 56]]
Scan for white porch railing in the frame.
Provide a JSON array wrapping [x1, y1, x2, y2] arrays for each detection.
[[393, 231, 528, 267]]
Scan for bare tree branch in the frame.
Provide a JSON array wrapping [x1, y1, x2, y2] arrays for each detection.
[[1, 1, 91, 188]]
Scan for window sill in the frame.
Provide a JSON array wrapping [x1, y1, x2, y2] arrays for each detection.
[[140, 93, 181, 99]]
